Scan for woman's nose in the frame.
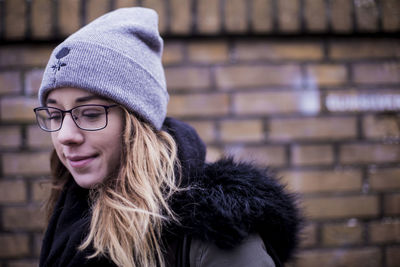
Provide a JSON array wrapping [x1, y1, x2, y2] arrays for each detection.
[[55, 114, 84, 145]]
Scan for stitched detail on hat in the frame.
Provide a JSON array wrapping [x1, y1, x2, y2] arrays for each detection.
[[51, 47, 70, 73], [56, 47, 70, 59]]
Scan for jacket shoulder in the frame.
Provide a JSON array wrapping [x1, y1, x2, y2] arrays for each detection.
[[170, 157, 303, 264], [190, 234, 276, 267]]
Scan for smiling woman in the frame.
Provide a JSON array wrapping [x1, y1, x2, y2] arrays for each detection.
[[45, 88, 124, 188], [33, 7, 302, 267]]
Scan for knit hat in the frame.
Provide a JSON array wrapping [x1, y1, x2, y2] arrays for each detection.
[[38, 7, 168, 130]]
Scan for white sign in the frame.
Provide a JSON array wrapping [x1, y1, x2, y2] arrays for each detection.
[[326, 93, 400, 112]]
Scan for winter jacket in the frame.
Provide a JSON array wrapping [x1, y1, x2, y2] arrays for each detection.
[[39, 117, 302, 267]]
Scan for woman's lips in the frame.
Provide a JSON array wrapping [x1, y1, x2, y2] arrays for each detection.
[[67, 155, 97, 169]]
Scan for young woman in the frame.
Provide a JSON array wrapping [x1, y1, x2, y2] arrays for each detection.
[[35, 7, 302, 267]]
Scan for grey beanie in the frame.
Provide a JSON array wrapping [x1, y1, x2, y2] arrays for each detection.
[[39, 7, 168, 130]]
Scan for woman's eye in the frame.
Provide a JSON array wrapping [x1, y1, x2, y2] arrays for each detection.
[[81, 109, 103, 119], [84, 112, 101, 117], [49, 113, 62, 120]]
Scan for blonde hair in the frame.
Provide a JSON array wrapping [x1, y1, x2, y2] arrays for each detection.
[[46, 107, 181, 267]]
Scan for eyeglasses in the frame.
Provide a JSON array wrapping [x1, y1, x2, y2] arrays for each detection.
[[33, 104, 118, 132]]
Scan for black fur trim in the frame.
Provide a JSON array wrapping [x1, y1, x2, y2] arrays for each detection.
[[169, 157, 303, 263]]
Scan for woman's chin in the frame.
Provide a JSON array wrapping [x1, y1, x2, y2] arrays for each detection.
[[72, 174, 104, 189]]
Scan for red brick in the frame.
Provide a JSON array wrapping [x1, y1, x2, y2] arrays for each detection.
[[340, 144, 400, 164], [0, 45, 53, 67], [269, 117, 357, 141], [59, 0, 81, 36], [0, 180, 27, 203], [2, 152, 51, 176], [382, 0, 400, 32], [386, 246, 400, 267], [0, 126, 21, 149], [196, 0, 220, 34], [25, 69, 44, 96], [165, 67, 211, 91], [3, 205, 46, 230], [5, 0, 26, 39], [225, 145, 286, 167], [306, 64, 348, 86], [303, 195, 378, 219], [295, 248, 381, 267], [233, 91, 320, 116], [0, 71, 21, 95], [281, 169, 362, 194], [0, 97, 38, 122], [330, 39, 400, 60], [369, 168, 400, 191], [322, 222, 363, 246], [115, 0, 137, 9], [32, 180, 51, 203], [184, 120, 216, 143], [216, 65, 302, 89], [299, 223, 317, 248], [330, 0, 352, 33], [163, 42, 184, 65], [167, 93, 229, 117], [188, 41, 229, 63], [277, 0, 300, 32], [235, 41, 323, 61], [304, 0, 327, 32], [291, 145, 334, 166], [369, 220, 400, 244], [0, 234, 29, 258], [251, 0, 273, 32], [220, 119, 264, 142], [27, 125, 53, 149], [32, 0, 52, 39], [354, 0, 379, 32], [141, 0, 167, 34], [384, 194, 400, 216], [353, 62, 400, 84], [170, 0, 191, 34], [363, 114, 399, 140], [86, 0, 109, 23], [224, 0, 247, 33]]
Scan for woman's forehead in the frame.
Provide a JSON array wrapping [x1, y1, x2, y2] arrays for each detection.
[[47, 87, 93, 97], [46, 87, 106, 104]]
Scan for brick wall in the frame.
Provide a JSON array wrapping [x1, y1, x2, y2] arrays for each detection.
[[1, 1, 400, 266]]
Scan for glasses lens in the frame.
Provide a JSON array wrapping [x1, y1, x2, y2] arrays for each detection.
[[35, 107, 62, 131], [72, 105, 107, 130]]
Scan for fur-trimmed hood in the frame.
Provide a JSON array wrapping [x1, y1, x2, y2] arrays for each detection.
[[163, 118, 303, 265]]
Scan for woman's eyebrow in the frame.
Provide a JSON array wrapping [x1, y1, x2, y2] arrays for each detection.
[[46, 98, 57, 104], [75, 95, 103, 103], [45, 95, 103, 105]]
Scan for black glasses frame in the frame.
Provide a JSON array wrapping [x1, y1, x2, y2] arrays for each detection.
[[33, 104, 118, 132]]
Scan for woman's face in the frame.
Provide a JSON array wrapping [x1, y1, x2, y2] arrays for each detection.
[[47, 87, 124, 188]]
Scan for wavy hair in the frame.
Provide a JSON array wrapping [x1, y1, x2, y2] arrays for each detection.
[[46, 107, 181, 267]]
